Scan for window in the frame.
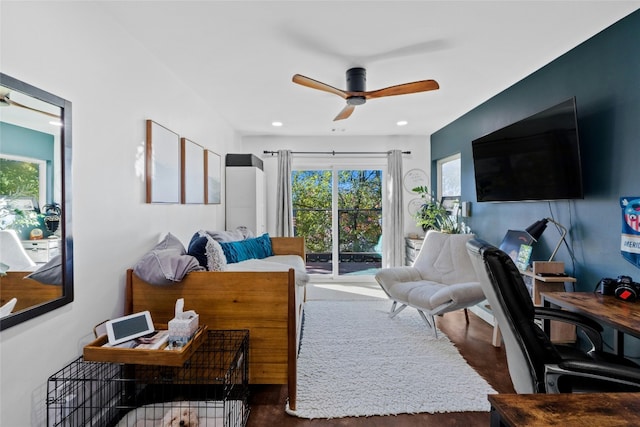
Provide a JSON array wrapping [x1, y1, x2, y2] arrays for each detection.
[[292, 167, 382, 277], [0, 154, 46, 231], [437, 153, 461, 200]]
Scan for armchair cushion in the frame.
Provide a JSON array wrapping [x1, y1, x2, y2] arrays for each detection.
[[396, 280, 444, 308], [429, 281, 487, 310]]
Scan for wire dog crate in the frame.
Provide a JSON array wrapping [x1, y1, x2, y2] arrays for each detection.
[[47, 330, 249, 427]]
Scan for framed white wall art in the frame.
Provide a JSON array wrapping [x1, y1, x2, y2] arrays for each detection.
[[145, 120, 180, 203], [181, 138, 205, 204], [205, 150, 221, 204]]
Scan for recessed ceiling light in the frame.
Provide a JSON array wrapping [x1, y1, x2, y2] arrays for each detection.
[[272, 121, 283, 127], [49, 121, 63, 127], [397, 120, 408, 126]]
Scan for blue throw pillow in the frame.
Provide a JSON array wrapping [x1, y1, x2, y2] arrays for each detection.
[[219, 233, 274, 263]]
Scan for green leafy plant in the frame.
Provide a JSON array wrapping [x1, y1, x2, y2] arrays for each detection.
[[0, 206, 42, 232], [411, 186, 463, 234]]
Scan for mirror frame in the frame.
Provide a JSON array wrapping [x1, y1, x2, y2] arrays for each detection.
[[0, 73, 73, 330]]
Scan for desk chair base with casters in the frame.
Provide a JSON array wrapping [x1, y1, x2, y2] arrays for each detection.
[[466, 238, 640, 394]]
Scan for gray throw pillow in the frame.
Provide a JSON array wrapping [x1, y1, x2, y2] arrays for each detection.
[[134, 232, 203, 285], [205, 226, 255, 242], [235, 226, 255, 239], [205, 229, 245, 242], [25, 255, 63, 285]]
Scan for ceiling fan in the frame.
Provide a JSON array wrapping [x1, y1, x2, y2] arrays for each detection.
[[0, 87, 60, 118], [292, 67, 439, 121]]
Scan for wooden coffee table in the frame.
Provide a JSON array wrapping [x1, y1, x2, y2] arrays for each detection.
[[488, 392, 640, 426]]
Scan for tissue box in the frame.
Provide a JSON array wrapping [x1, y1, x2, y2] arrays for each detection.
[[168, 314, 199, 344]]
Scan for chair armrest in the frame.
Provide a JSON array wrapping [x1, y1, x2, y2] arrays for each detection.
[[374, 267, 422, 286], [545, 360, 640, 392], [534, 307, 603, 351]]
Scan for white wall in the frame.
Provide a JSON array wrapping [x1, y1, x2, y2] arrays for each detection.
[[1, 3, 239, 425], [242, 135, 431, 239]]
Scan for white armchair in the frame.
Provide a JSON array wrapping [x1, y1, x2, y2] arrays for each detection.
[[375, 230, 485, 336]]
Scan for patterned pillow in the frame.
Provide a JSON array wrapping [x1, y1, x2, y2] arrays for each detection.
[[219, 233, 274, 264], [188, 230, 227, 271]]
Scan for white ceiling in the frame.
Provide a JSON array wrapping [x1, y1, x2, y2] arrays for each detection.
[[100, 1, 639, 137]]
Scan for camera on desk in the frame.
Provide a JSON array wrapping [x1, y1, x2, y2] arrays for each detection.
[[598, 275, 640, 302]]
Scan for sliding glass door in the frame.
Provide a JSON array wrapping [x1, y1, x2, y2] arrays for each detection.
[[292, 167, 382, 277]]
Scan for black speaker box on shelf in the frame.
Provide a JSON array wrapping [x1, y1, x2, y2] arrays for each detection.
[[225, 153, 263, 170]]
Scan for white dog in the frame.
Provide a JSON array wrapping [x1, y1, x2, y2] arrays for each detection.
[[159, 406, 199, 427]]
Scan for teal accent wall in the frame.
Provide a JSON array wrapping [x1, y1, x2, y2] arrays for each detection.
[[0, 121, 55, 203], [431, 10, 640, 358]]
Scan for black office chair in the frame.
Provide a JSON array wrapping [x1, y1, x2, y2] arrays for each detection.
[[466, 238, 640, 393]]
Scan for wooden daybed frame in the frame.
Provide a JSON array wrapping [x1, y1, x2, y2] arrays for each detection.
[[124, 236, 305, 410], [1, 272, 63, 313]]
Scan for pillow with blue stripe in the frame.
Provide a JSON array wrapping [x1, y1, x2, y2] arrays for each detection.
[[219, 233, 274, 263]]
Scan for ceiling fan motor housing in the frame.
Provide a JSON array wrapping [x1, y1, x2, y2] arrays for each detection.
[[346, 67, 366, 91], [346, 67, 367, 105]]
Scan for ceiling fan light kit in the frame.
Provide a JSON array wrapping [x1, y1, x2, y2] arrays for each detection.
[[292, 67, 439, 121]]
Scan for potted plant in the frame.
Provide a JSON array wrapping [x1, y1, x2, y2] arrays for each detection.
[[0, 203, 43, 239], [411, 186, 463, 234]]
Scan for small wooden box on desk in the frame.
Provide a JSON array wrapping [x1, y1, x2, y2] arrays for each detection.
[[521, 261, 577, 343]]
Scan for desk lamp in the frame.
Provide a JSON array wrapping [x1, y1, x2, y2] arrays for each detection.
[[525, 218, 567, 262]]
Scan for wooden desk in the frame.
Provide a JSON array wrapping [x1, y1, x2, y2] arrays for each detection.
[[489, 392, 640, 427], [523, 262, 577, 343], [541, 291, 640, 357]]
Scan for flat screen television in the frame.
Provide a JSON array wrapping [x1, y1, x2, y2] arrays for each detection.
[[471, 97, 584, 202]]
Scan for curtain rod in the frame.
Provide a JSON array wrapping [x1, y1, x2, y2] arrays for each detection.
[[263, 150, 411, 156]]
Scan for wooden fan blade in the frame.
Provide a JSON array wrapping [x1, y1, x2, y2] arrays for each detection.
[[334, 104, 355, 121], [292, 74, 348, 99], [3, 97, 61, 118], [364, 80, 439, 99]]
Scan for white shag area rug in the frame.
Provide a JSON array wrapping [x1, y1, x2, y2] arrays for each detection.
[[286, 299, 497, 419]]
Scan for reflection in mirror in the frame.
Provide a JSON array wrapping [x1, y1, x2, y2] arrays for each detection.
[[0, 73, 73, 330]]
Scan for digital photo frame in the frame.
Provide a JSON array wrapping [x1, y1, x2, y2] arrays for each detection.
[[105, 310, 155, 346]]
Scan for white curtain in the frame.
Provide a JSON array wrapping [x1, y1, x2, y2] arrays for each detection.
[[383, 149, 404, 267], [275, 149, 294, 237]]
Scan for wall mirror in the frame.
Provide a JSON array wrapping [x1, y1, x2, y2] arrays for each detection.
[[0, 73, 73, 330]]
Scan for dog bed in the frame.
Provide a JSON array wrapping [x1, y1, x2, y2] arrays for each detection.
[[116, 400, 246, 427]]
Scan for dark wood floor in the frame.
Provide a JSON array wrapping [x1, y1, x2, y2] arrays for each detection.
[[246, 309, 515, 426]]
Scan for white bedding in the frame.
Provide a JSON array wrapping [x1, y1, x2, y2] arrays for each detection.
[[116, 400, 245, 427], [225, 255, 309, 287]]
